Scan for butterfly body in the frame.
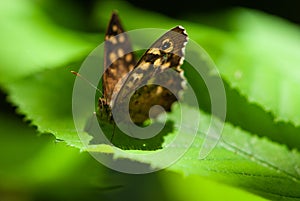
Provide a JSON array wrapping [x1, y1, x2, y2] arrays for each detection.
[[98, 12, 188, 127]]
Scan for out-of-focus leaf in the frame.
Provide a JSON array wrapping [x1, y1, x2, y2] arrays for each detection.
[[0, 0, 96, 85], [215, 9, 300, 126], [161, 172, 268, 201]]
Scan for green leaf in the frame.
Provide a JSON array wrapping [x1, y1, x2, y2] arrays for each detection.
[[2, 1, 300, 200], [111, 104, 300, 200], [6, 65, 86, 149], [0, 104, 113, 201], [0, 103, 268, 201], [201, 9, 300, 149], [0, 0, 96, 85], [161, 172, 269, 201], [6, 66, 300, 200], [215, 9, 300, 126]]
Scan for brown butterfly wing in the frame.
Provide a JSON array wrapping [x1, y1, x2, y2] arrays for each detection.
[[102, 12, 136, 103], [111, 26, 188, 123]]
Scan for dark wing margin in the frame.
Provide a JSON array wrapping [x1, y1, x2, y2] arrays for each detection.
[[102, 11, 136, 103]]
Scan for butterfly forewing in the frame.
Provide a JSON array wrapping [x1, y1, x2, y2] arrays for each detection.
[[102, 12, 136, 103]]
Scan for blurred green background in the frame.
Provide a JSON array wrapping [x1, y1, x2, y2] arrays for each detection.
[[0, 0, 299, 201]]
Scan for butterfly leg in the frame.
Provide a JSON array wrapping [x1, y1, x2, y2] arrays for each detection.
[[98, 98, 116, 142]]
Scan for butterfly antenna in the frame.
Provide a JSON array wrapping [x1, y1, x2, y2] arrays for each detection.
[[71, 71, 103, 96]]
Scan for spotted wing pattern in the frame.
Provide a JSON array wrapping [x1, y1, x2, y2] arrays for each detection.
[[98, 12, 188, 125], [111, 26, 188, 123], [99, 12, 136, 120], [102, 12, 136, 103]]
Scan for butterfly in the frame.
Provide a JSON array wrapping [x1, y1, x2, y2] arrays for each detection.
[[98, 12, 188, 135]]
